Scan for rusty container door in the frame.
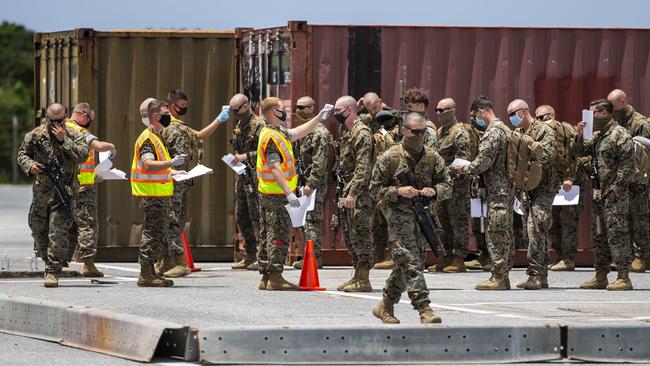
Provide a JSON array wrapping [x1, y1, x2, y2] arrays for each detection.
[[34, 29, 237, 261]]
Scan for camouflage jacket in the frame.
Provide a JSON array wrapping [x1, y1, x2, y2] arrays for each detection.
[[17, 123, 89, 195], [614, 105, 650, 139], [299, 122, 332, 189], [467, 119, 512, 197], [424, 120, 438, 150], [574, 119, 635, 197], [360, 111, 397, 164], [520, 119, 559, 193], [339, 119, 373, 197], [230, 111, 265, 162], [162, 116, 197, 172], [437, 121, 472, 179], [370, 144, 452, 213]]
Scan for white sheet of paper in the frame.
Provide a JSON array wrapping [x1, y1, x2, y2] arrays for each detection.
[[582, 109, 593, 140], [513, 199, 524, 216], [173, 164, 214, 182], [95, 151, 114, 174], [97, 168, 127, 180], [98, 151, 111, 163], [470, 198, 487, 218], [284, 191, 317, 228], [553, 185, 580, 206], [452, 158, 471, 169], [221, 154, 247, 175]]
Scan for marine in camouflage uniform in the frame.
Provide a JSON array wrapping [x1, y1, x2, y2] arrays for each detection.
[[611, 100, 650, 272], [370, 112, 452, 324], [574, 99, 634, 290], [434, 102, 472, 272], [458, 96, 514, 290], [17, 103, 89, 287], [229, 98, 265, 269], [508, 100, 558, 290], [293, 98, 332, 269]]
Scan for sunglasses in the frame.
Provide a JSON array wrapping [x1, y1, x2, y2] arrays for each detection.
[[435, 108, 449, 113], [536, 113, 550, 120], [404, 126, 427, 135], [231, 101, 248, 113], [295, 105, 312, 110], [508, 109, 524, 118]]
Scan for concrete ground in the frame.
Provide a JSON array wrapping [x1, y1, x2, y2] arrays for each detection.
[[1, 185, 648, 365]]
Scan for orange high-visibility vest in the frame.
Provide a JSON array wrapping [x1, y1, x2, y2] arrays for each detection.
[[65, 120, 96, 185], [130, 128, 174, 197], [256, 126, 297, 194]]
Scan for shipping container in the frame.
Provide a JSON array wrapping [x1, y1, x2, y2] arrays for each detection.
[[237, 21, 650, 266], [34, 28, 237, 261]]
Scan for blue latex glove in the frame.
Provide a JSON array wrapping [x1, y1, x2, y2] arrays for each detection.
[[217, 106, 230, 123]]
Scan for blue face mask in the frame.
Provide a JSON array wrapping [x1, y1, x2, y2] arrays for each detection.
[[509, 113, 523, 127], [474, 118, 486, 128]]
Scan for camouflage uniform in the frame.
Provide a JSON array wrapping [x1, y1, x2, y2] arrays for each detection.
[[574, 120, 634, 273], [550, 156, 590, 261], [518, 120, 558, 277], [74, 185, 98, 259], [299, 121, 332, 259], [437, 120, 472, 258], [231, 112, 265, 258], [614, 105, 650, 261], [469, 126, 488, 258], [339, 119, 374, 270], [424, 120, 439, 150], [257, 124, 293, 274], [17, 124, 89, 273], [161, 116, 197, 257], [137, 135, 172, 265], [466, 119, 514, 276], [370, 144, 452, 308]]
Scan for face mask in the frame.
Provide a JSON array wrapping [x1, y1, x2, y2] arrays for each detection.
[[176, 105, 188, 116], [334, 111, 349, 124], [160, 114, 171, 128], [402, 134, 425, 155], [612, 106, 629, 123], [438, 108, 456, 126], [509, 112, 523, 127], [235, 109, 250, 120], [296, 109, 315, 121], [274, 109, 287, 123], [141, 117, 150, 127], [593, 116, 610, 132], [474, 117, 486, 128]]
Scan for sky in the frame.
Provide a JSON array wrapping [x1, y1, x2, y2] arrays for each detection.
[[3, 0, 650, 32]]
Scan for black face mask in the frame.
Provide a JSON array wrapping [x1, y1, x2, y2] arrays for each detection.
[[334, 111, 349, 124], [160, 114, 171, 127], [176, 105, 188, 116], [274, 109, 287, 122]]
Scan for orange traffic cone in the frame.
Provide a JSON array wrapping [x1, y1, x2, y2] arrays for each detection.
[[182, 230, 201, 272], [299, 240, 325, 291]]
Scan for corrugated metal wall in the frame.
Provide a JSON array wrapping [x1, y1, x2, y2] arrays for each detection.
[[35, 29, 237, 261]]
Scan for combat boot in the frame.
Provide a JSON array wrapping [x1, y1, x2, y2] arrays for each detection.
[[292, 258, 323, 270], [631, 257, 646, 273], [44, 272, 58, 288], [343, 268, 372, 292], [606, 271, 633, 291], [443, 255, 467, 273], [541, 275, 549, 289], [417, 304, 442, 324], [550, 259, 575, 271], [163, 255, 191, 277], [464, 258, 483, 270], [232, 253, 256, 270], [428, 255, 452, 272], [138, 264, 174, 287], [580, 271, 608, 289], [374, 259, 396, 269], [266, 272, 299, 291], [259, 274, 270, 290], [516, 275, 542, 290], [153, 264, 175, 286], [82, 258, 104, 278], [247, 261, 259, 271], [337, 268, 358, 291], [475, 274, 508, 290], [372, 298, 400, 324], [156, 255, 175, 276]]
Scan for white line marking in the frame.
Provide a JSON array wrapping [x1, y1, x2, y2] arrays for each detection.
[[452, 300, 650, 306], [0, 279, 90, 284], [94, 264, 140, 273]]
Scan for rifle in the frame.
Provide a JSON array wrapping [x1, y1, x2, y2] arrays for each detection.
[[229, 137, 256, 194], [591, 144, 603, 235], [330, 150, 351, 249], [394, 79, 406, 142], [31, 138, 76, 220], [394, 167, 446, 257]]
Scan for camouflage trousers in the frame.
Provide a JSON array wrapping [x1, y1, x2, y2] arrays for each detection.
[[257, 194, 292, 274], [167, 180, 190, 257], [486, 194, 515, 276], [304, 186, 326, 258], [629, 183, 650, 259], [549, 191, 583, 261], [29, 187, 76, 273], [592, 186, 632, 273], [439, 179, 470, 257], [139, 197, 170, 265], [471, 218, 488, 257], [341, 192, 373, 270], [382, 205, 431, 309], [371, 208, 389, 256], [235, 175, 260, 257], [71, 185, 98, 259], [521, 189, 555, 277]]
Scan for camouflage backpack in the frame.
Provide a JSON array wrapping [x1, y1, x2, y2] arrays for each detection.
[[632, 136, 650, 184], [506, 124, 544, 192], [446, 122, 480, 161], [547, 120, 577, 181]]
